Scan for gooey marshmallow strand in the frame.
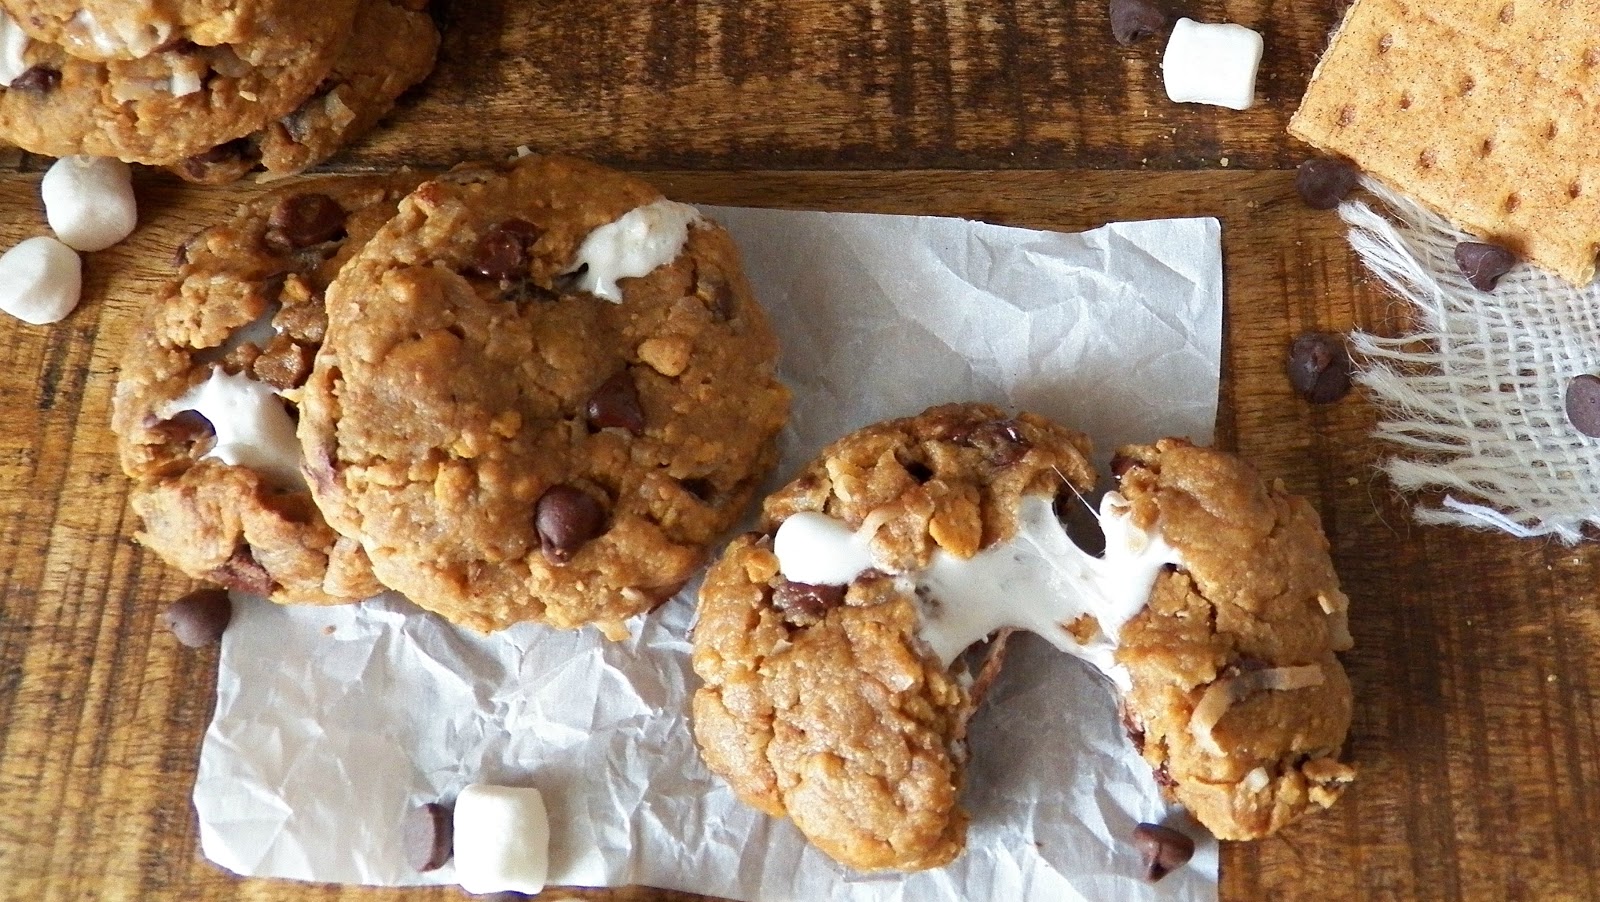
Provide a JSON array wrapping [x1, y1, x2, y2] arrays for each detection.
[[774, 493, 1181, 690]]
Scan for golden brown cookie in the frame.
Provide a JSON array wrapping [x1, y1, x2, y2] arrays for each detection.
[[168, 0, 439, 184], [0, 0, 358, 164], [113, 173, 425, 605], [3, 0, 361, 64], [298, 154, 790, 637], [691, 403, 1098, 872], [1112, 438, 1356, 840]]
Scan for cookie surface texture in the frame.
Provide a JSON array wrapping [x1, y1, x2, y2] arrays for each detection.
[[0, 0, 358, 164], [1289, 0, 1600, 285], [2, 0, 361, 64], [1112, 438, 1356, 840], [691, 403, 1096, 872], [299, 154, 790, 637], [113, 173, 425, 605], [169, 0, 440, 184]]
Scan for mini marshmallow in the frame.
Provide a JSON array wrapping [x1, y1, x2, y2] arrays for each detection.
[[0, 10, 30, 86], [1162, 18, 1264, 111], [570, 199, 701, 302], [172, 368, 305, 489], [0, 237, 83, 325], [42, 156, 139, 252], [452, 784, 550, 896]]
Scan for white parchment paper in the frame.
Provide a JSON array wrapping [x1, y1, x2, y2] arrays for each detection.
[[195, 209, 1225, 901]]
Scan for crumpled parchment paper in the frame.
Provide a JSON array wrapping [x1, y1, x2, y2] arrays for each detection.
[[195, 207, 1224, 901]]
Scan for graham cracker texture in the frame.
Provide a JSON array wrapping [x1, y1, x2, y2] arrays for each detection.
[[1289, 0, 1600, 286]]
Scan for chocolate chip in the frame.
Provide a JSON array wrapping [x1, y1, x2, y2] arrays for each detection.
[[251, 332, 315, 390], [534, 484, 606, 564], [207, 548, 275, 596], [401, 802, 453, 872], [1565, 374, 1600, 437], [469, 219, 543, 281], [773, 580, 846, 620], [1109, 0, 1167, 45], [1131, 823, 1194, 882], [951, 419, 1031, 466], [1295, 158, 1361, 209], [9, 66, 60, 93], [1455, 241, 1518, 291], [162, 588, 232, 647], [694, 269, 737, 322], [266, 193, 347, 251], [1287, 331, 1353, 404], [151, 409, 215, 445], [177, 138, 258, 183], [585, 371, 644, 434], [1109, 453, 1137, 480]]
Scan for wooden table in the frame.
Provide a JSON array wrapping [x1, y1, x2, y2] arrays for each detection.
[[4, 1, 1597, 900]]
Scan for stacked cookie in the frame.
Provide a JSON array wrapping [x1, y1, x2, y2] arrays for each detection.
[[0, 0, 439, 183], [113, 154, 792, 633]]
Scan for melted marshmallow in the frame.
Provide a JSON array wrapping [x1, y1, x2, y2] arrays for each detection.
[[172, 368, 305, 490], [771, 493, 1182, 690], [569, 199, 701, 302], [0, 11, 31, 86]]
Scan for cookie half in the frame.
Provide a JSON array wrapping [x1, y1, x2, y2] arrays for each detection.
[[0, 0, 358, 164], [298, 154, 790, 637], [691, 403, 1098, 872], [1112, 438, 1356, 840], [113, 172, 425, 604]]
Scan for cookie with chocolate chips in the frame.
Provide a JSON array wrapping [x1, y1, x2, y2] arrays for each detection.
[[691, 403, 1097, 872], [113, 172, 425, 605], [3, 0, 361, 64], [169, 0, 439, 184], [0, 0, 359, 165], [1111, 438, 1355, 841], [298, 154, 790, 637]]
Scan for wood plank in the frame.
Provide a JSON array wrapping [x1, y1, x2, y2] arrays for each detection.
[[1, 166, 1596, 901], [3, 0, 1346, 176]]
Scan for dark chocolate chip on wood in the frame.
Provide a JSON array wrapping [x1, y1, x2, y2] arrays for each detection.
[[1287, 331, 1353, 404], [401, 802, 454, 872], [163, 588, 233, 647], [1565, 374, 1600, 437], [586, 371, 645, 434], [1131, 822, 1194, 882], [535, 485, 606, 563], [1110, 0, 1167, 45], [267, 193, 347, 251], [1455, 241, 1518, 291], [772, 579, 846, 619], [1295, 158, 1361, 209]]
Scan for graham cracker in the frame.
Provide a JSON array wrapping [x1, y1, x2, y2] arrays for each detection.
[[1289, 0, 1600, 286]]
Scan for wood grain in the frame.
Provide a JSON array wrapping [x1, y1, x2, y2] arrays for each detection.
[[3, 1, 1599, 901]]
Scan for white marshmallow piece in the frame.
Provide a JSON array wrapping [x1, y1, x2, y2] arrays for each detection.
[[172, 368, 305, 490], [1162, 18, 1264, 111], [773, 511, 877, 586], [452, 784, 550, 896], [42, 156, 139, 252], [570, 199, 702, 302], [0, 10, 32, 86], [0, 237, 83, 325]]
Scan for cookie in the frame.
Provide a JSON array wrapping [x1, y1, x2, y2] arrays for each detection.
[[298, 154, 790, 637], [0, 0, 357, 164], [1111, 438, 1355, 840], [2, 0, 364, 64], [113, 172, 425, 605], [1289, 0, 1600, 285], [169, 0, 439, 184], [691, 406, 1355, 869], [691, 403, 1099, 872]]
